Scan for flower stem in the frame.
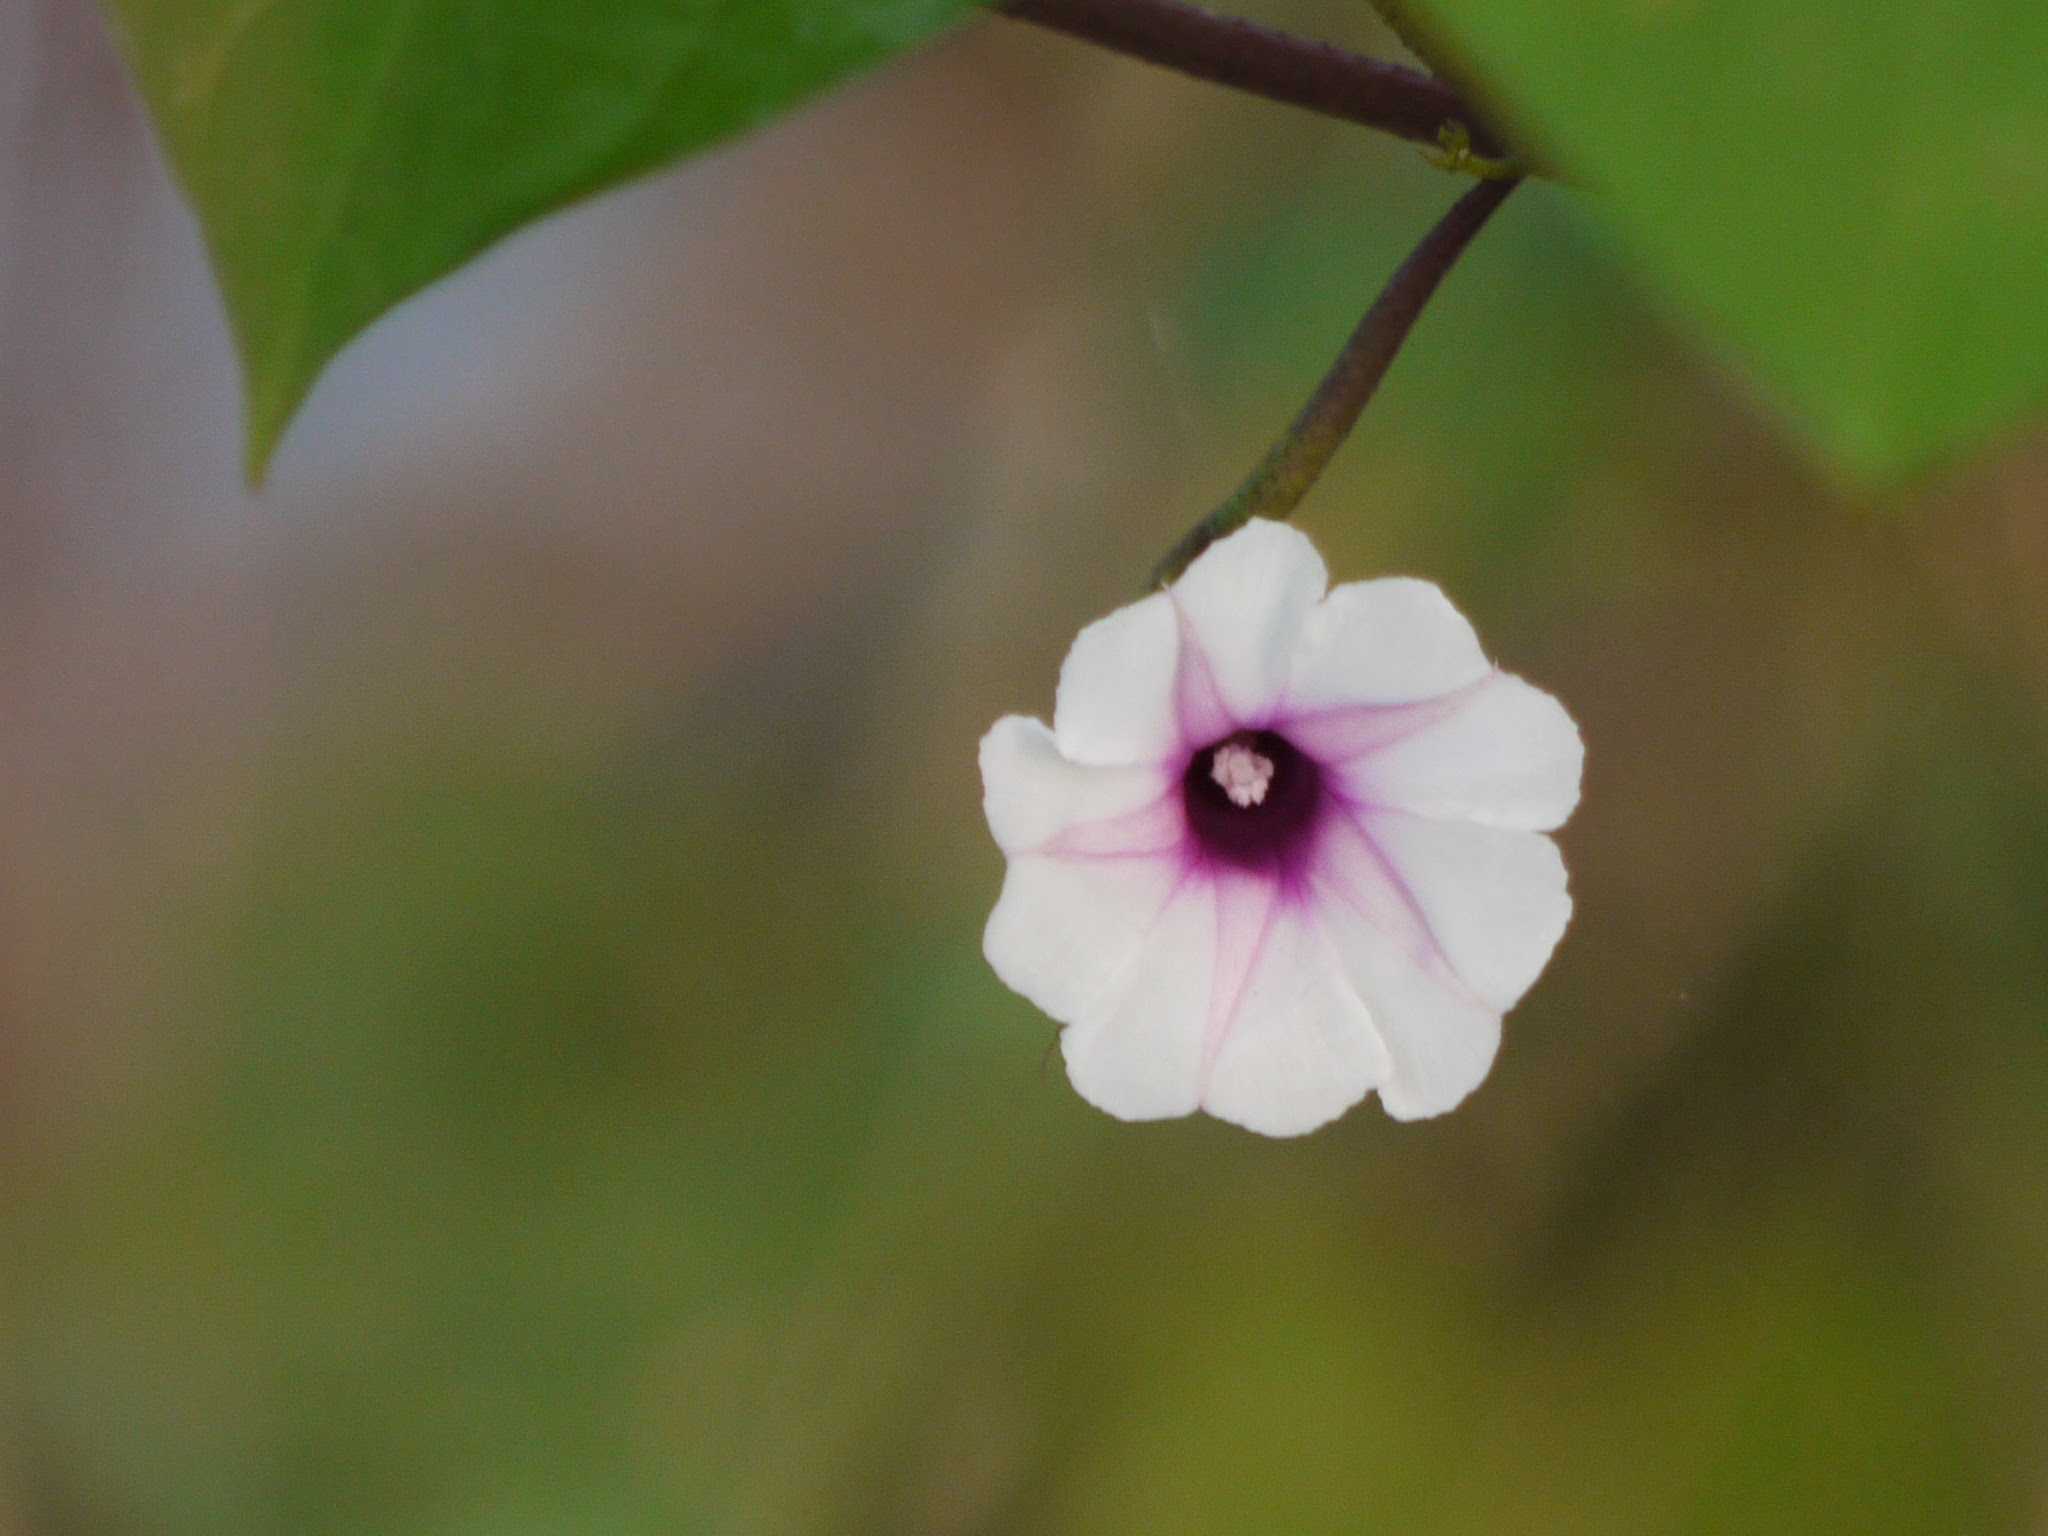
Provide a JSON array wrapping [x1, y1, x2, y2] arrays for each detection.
[[995, 0, 1513, 163], [1149, 174, 1518, 589]]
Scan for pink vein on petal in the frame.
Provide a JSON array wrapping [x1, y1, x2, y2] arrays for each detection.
[[1170, 599, 1234, 747], [1040, 792, 1187, 861], [1197, 869, 1281, 1093], [1279, 674, 1491, 769], [1313, 804, 1488, 1010]]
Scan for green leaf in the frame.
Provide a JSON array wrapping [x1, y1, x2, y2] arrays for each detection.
[[1419, 0, 2048, 481], [101, 0, 984, 476]]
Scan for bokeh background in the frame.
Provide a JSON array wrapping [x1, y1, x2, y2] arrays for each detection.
[[7, 0, 2048, 1529]]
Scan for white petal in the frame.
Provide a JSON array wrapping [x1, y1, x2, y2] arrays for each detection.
[[1058, 876, 1212, 1122], [1286, 576, 1490, 711], [1278, 691, 1471, 768], [1367, 810, 1572, 1011], [1052, 591, 1183, 766], [980, 716, 1174, 855], [1198, 894, 1392, 1136], [1307, 813, 1506, 1119], [1342, 673, 1584, 832], [1170, 520, 1328, 725], [1316, 906, 1501, 1121], [984, 851, 1184, 1031]]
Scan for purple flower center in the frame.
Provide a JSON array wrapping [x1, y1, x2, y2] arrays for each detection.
[[1181, 728, 1323, 873]]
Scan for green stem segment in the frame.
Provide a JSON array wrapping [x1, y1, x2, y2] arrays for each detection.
[[1149, 173, 1519, 589]]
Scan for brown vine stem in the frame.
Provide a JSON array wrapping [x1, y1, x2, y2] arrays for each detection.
[[1148, 174, 1518, 588], [996, 0, 1514, 163]]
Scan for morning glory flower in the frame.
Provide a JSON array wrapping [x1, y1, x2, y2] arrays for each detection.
[[980, 519, 1582, 1136]]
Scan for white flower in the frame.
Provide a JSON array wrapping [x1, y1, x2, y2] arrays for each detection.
[[979, 519, 1583, 1136]]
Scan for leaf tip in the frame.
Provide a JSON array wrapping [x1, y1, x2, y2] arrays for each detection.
[[239, 371, 306, 490]]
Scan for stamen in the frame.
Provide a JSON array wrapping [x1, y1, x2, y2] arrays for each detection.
[[1182, 728, 1322, 871], [1211, 741, 1276, 808]]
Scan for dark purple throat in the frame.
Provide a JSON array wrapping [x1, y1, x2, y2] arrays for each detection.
[[1181, 728, 1324, 874]]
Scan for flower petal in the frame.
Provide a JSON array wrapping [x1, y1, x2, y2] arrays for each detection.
[[1286, 576, 1490, 711], [1307, 812, 1506, 1119], [1198, 895, 1393, 1136], [984, 851, 1184, 1032], [1057, 875, 1211, 1122], [1366, 810, 1572, 1011], [1171, 520, 1328, 725], [1316, 907, 1502, 1121], [1052, 591, 1183, 766], [1340, 673, 1584, 832], [1278, 691, 1472, 767], [980, 715, 1174, 855]]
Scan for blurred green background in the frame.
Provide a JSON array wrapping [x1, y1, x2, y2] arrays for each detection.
[[7, 0, 2048, 1532]]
